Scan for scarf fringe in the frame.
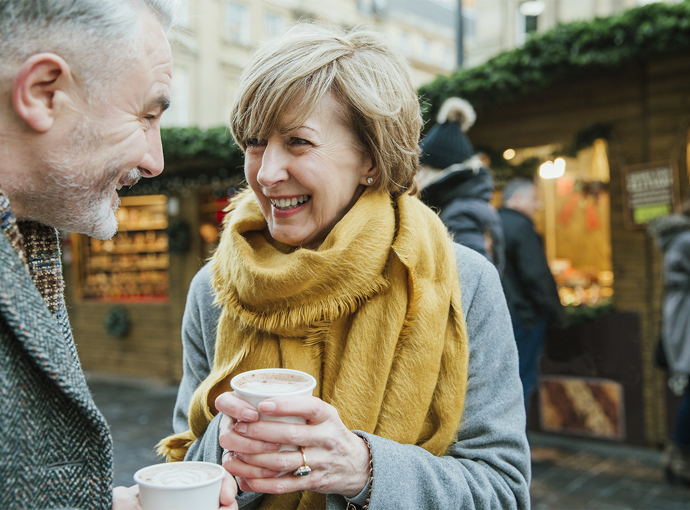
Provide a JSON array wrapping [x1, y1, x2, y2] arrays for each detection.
[[213, 272, 390, 333]]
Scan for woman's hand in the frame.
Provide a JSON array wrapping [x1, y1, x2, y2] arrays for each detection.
[[215, 392, 370, 498]]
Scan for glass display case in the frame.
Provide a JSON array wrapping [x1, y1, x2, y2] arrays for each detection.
[[74, 195, 169, 301]]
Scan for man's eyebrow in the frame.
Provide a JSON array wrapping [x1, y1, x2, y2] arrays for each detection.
[[145, 94, 171, 113]]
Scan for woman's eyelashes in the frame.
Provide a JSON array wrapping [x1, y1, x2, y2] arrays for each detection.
[[245, 136, 313, 151], [288, 136, 311, 146], [246, 138, 267, 149]]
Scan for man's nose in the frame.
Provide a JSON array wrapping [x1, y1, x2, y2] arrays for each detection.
[[139, 126, 165, 178], [256, 142, 289, 187]]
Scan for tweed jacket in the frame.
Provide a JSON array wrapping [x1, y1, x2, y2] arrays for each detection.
[[0, 203, 113, 509]]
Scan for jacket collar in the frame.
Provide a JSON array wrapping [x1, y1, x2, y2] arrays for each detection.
[[0, 210, 100, 423]]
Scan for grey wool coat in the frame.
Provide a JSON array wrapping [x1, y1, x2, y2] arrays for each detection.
[[650, 213, 690, 377], [0, 225, 113, 509], [173, 244, 531, 509]]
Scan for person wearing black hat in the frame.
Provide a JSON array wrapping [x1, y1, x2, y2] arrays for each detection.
[[419, 97, 504, 274]]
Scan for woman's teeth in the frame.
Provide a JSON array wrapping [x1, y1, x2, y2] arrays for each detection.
[[270, 195, 310, 210]]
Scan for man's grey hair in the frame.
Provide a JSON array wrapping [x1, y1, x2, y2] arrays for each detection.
[[0, 0, 179, 100], [502, 177, 535, 204]]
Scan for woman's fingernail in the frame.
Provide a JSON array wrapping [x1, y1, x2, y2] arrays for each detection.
[[259, 401, 276, 413], [264, 442, 281, 452], [241, 409, 258, 421], [235, 422, 247, 434]]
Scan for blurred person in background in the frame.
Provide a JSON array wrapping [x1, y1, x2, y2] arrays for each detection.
[[649, 201, 690, 487], [0, 0, 236, 508], [160, 23, 530, 510], [499, 178, 566, 412], [418, 97, 504, 275]]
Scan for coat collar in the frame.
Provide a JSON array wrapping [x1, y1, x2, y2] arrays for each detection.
[[0, 231, 92, 395]]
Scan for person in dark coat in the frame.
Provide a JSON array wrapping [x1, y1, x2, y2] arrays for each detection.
[[419, 97, 504, 274], [649, 208, 690, 486], [499, 178, 566, 410]]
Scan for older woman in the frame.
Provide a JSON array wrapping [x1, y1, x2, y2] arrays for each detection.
[[160, 24, 530, 509]]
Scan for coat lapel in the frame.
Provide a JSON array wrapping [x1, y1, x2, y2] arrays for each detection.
[[0, 232, 100, 419]]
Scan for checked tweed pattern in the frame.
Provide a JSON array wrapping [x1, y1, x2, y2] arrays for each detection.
[[0, 190, 113, 509]]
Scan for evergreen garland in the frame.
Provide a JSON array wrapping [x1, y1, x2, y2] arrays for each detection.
[[419, 1, 690, 126], [161, 126, 243, 163]]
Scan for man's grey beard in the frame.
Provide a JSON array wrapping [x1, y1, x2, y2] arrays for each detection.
[[29, 120, 143, 240]]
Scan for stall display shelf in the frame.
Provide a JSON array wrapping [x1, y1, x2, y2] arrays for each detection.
[[76, 195, 170, 301]]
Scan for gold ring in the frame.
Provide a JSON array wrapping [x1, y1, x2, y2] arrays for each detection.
[[293, 448, 311, 476]]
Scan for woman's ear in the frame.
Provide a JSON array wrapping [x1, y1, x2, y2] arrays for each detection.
[[359, 156, 378, 185], [12, 53, 76, 133]]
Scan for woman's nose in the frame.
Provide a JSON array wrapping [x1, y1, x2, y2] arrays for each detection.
[[256, 142, 290, 188]]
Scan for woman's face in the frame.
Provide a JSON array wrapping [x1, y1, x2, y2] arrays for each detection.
[[244, 93, 375, 249]]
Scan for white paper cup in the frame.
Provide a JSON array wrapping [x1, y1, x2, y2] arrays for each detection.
[[134, 461, 224, 510], [230, 368, 317, 452]]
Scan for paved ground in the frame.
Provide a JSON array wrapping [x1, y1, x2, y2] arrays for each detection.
[[87, 374, 690, 509]]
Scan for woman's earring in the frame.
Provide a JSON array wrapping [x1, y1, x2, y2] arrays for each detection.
[[366, 177, 374, 185]]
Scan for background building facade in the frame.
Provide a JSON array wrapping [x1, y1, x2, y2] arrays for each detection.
[[464, 0, 679, 68], [165, 0, 457, 128]]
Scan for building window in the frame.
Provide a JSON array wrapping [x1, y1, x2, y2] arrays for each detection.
[[162, 67, 190, 128], [358, 0, 388, 15], [421, 38, 432, 64], [516, 1, 544, 46], [463, 7, 477, 41], [225, 2, 250, 45], [264, 12, 284, 39], [399, 32, 411, 57]]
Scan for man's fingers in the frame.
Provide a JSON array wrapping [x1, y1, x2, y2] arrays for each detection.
[[219, 472, 239, 510]]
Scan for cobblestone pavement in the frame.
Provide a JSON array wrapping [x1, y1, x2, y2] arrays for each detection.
[[88, 374, 690, 508]]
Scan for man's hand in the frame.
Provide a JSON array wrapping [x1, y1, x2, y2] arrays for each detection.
[[112, 485, 142, 510], [220, 471, 240, 510], [113, 473, 238, 510]]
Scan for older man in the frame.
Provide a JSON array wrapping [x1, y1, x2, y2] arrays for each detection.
[[0, 1, 237, 508], [498, 178, 566, 412]]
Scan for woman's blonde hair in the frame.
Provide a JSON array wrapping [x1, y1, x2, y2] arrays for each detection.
[[229, 23, 422, 198]]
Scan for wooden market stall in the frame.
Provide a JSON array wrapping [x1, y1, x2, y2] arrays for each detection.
[[420, 2, 690, 446]]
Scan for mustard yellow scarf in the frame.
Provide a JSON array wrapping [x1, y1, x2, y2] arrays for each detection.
[[160, 189, 469, 509]]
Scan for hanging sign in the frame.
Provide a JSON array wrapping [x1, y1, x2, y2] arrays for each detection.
[[621, 161, 679, 229]]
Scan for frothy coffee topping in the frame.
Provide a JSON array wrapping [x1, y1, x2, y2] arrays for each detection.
[[235, 373, 312, 395], [138, 464, 221, 487]]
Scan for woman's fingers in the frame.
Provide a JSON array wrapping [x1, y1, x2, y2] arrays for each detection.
[[234, 448, 307, 474], [215, 392, 259, 422], [257, 395, 333, 425], [219, 419, 282, 455], [223, 450, 282, 478]]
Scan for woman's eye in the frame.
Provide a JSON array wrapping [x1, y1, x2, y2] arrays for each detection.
[[289, 137, 310, 146], [246, 138, 266, 148]]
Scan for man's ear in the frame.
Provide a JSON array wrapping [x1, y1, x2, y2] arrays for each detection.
[[12, 53, 76, 133]]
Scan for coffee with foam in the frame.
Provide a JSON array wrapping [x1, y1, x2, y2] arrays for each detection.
[[233, 372, 313, 396], [137, 463, 221, 487]]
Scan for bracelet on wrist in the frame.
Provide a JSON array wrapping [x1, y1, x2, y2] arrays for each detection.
[[346, 436, 373, 510]]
